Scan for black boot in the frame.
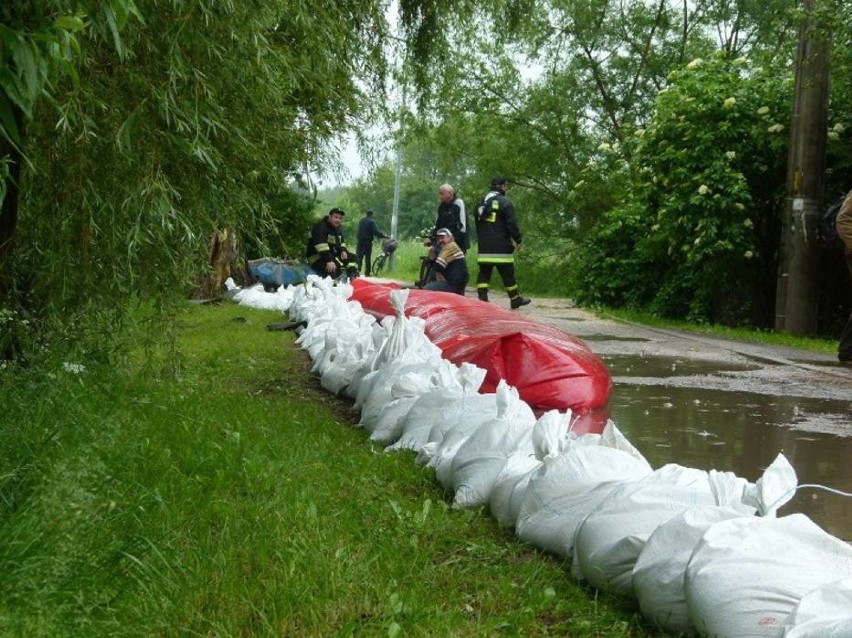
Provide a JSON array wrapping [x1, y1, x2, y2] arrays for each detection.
[[510, 296, 531, 309], [478, 289, 489, 302]]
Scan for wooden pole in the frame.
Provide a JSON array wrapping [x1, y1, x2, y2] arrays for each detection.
[[775, 0, 831, 335]]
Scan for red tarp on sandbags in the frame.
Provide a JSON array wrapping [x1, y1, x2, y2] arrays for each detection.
[[350, 279, 612, 434]]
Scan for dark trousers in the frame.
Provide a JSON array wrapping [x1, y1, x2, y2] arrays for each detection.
[[476, 262, 522, 300], [311, 258, 357, 280], [840, 253, 852, 360], [356, 241, 372, 275]]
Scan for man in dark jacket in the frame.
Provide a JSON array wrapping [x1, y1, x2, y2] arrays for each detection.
[[474, 176, 531, 308], [355, 209, 389, 276], [306, 207, 358, 279], [424, 228, 468, 295], [435, 184, 469, 252]]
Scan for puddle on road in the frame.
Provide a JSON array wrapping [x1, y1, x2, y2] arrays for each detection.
[[608, 383, 852, 541], [579, 334, 651, 343], [602, 353, 761, 378]]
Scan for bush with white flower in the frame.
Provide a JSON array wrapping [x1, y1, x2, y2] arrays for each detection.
[[573, 54, 791, 324]]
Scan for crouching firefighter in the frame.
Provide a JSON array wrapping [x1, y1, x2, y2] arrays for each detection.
[[306, 207, 359, 279], [474, 176, 531, 309]]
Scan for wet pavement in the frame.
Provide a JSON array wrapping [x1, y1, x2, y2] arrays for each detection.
[[517, 298, 852, 542]]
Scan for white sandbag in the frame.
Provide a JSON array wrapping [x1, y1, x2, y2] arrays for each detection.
[[369, 371, 437, 444], [531, 410, 575, 460], [685, 514, 852, 637], [320, 337, 375, 395], [450, 384, 537, 507], [489, 453, 541, 528], [515, 426, 653, 559], [314, 316, 374, 379], [573, 464, 718, 592], [369, 289, 440, 371], [631, 453, 797, 633], [359, 356, 436, 432], [632, 506, 750, 635], [345, 320, 391, 399], [783, 577, 852, 637], [742, 451, 800, 516], [429, 395, 516, 486], [489, 410, 573, 527], [232, 282, 296, 312], [388, 364, 487, 453]]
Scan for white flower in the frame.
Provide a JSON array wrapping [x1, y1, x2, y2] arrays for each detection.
[[757, 106, 770, 115], [698, 184, 710, 195], [735, 203, 746, 211], [828, 131, 840, 141], [694, 237, 702, 246], [725, 151, 736, 160], [687, 58, 703, 69], [723, 97, 736, 108], [734, 57, 748, 65], [62, 362, 86, 374], [651, 224, 660, 232], [744, 250, 754, 259], [833, 122, 845, 133], [768, 124, 785, 133], [634, 128, 645, 137], [597, 142, 611, 152], [743, 218, 753, 227]]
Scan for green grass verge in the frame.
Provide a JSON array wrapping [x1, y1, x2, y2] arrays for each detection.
[[597, 307, 838, 355], [0, 302, 662, 637]]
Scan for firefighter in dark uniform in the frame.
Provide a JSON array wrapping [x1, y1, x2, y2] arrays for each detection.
[[305, 207, 358, 279], [474, 176, 531, 309]]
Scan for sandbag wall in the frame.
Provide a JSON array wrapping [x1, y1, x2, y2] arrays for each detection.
[[229, 277, 852, 637], [350, 279, 612, 435]]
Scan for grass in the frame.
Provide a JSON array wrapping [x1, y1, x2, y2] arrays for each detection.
[[597, 307, 838, 355], [0, 301, 662, 637]]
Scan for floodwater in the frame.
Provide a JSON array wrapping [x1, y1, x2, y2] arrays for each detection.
[[601, 352, 852, 541], [526, 300, 852, 542]]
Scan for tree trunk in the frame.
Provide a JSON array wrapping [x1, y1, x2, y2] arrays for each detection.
[[0, 104, 25, 306]]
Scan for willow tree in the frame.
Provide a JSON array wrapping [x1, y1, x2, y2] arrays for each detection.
[[1, 1, 407, 362]]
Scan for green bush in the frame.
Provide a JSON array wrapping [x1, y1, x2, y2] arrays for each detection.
[[573, 54, 791, 325]]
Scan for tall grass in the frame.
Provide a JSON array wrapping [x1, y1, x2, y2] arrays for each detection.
[[0, 302, 660, 637]]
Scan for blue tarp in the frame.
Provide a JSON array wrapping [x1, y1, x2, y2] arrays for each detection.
[[248, 259, 312, 288]]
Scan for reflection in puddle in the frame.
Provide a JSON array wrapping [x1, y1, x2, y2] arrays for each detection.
[[602, 354, 760, 377], [609, 383, 852, 541]]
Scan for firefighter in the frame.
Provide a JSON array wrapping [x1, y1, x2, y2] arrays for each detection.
[[305, 207, 358, 279], [474, 176, 531, 309]]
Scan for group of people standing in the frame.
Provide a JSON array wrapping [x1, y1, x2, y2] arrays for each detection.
[[304, 176, 531, 309]]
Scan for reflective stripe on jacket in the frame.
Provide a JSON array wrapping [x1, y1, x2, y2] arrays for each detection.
[[306, 218, 349, 265], [475, 190, 522, 263]]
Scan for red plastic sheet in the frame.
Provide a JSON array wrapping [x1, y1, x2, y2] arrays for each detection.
[[350, 279, 612, 434]]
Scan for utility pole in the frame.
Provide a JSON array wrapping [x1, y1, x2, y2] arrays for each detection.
[[389, 143, 402, 271], [775, 0, 831, 335]]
